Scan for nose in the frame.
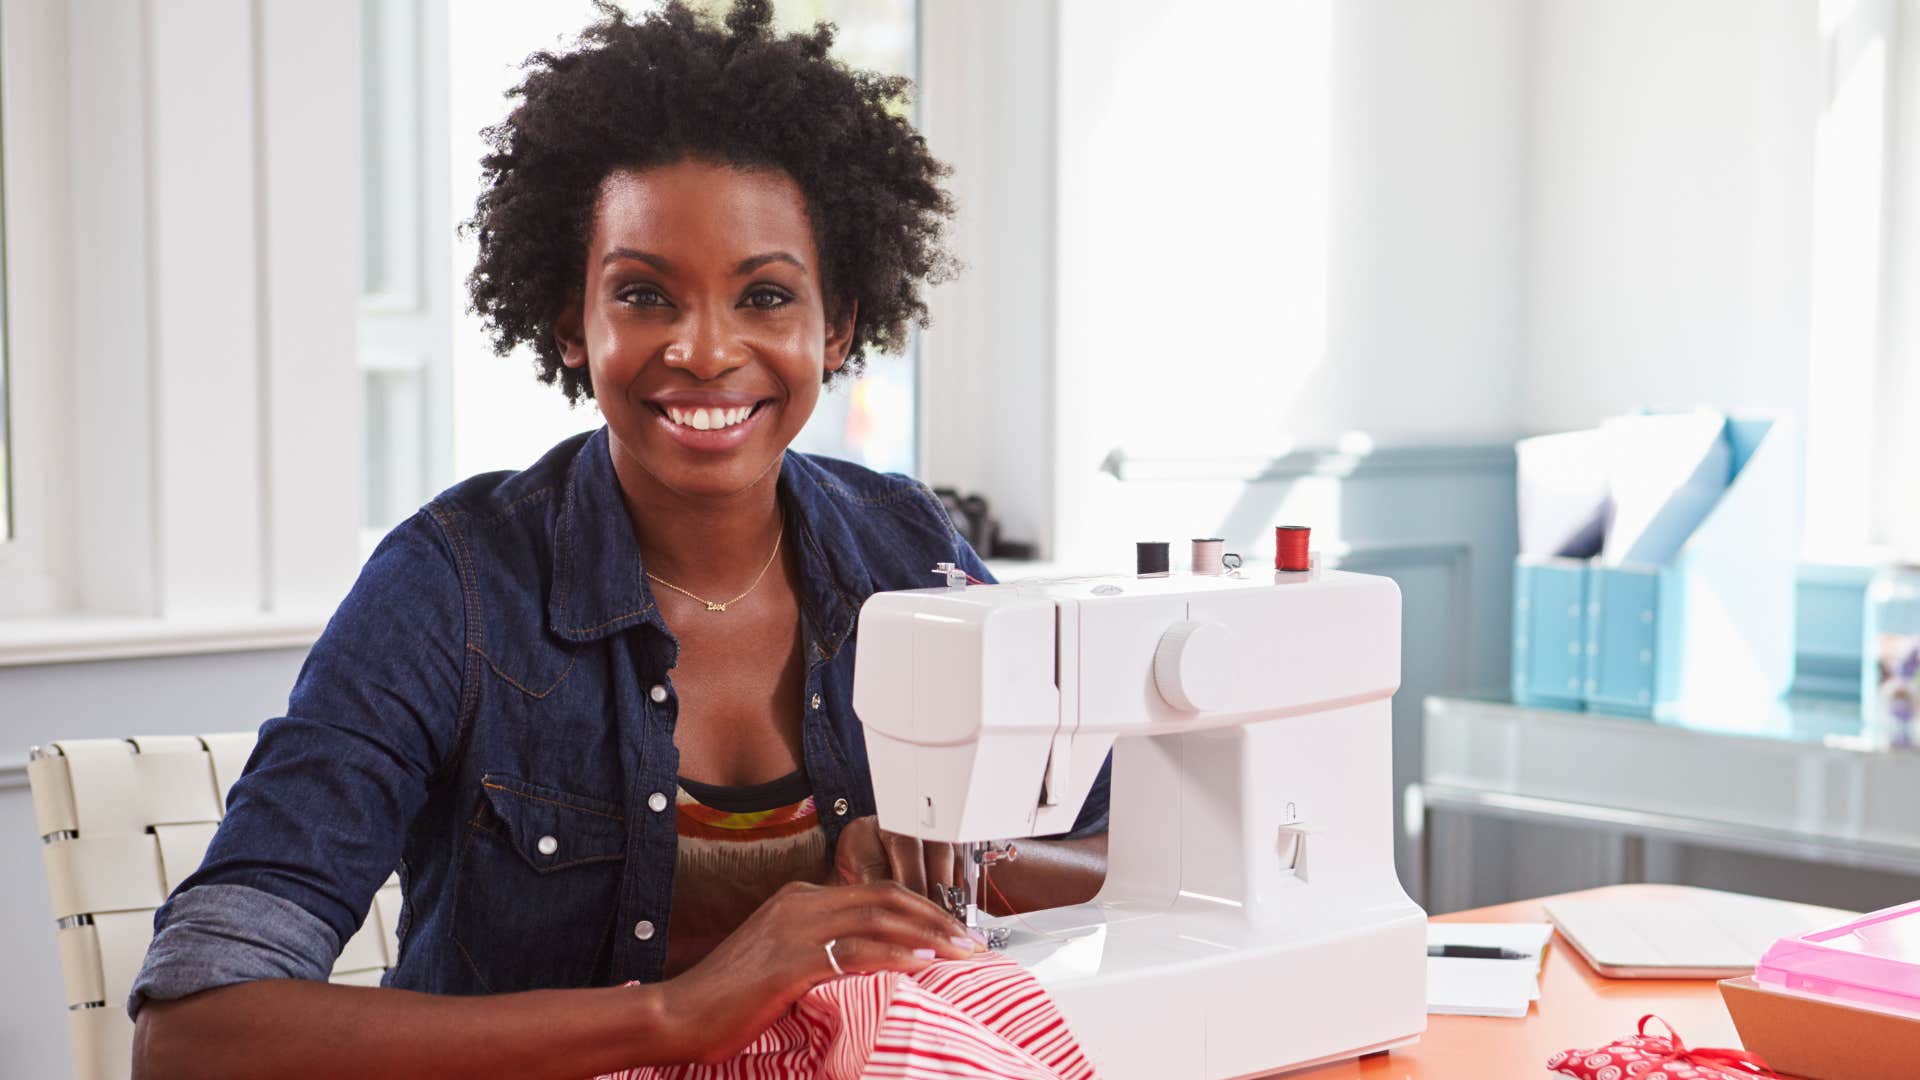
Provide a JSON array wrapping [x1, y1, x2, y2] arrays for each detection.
[[663, 305, 747, 379]]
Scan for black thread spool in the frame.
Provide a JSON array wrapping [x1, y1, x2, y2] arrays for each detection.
[[1136, 541, 1171, 577]]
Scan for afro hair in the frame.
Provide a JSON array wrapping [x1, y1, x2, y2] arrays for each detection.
[[464, 0, 957, 403]]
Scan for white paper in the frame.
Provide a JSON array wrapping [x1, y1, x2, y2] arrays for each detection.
[[1599, 412, 1731, 566], [1517, 429, 1613, 559], [1426, 922, 1553, 1018], [1426, 957, 1536, 1017]]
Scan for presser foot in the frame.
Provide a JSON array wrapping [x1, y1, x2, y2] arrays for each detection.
[[939, 884, 1013, 950]]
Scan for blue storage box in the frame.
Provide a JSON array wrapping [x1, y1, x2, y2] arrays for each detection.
[[1511, 558, 1590, 708], [1511, 415, 1796, 716]]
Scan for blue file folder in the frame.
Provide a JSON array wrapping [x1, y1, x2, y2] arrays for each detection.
[[1511, 416, 1796, 716]]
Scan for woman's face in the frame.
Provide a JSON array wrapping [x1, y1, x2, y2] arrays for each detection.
[[556, 159, 853, 503]]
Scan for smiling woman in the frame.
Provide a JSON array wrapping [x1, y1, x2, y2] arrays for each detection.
[[125, 3, 1110, 1077], [553, 163, 858, 507]]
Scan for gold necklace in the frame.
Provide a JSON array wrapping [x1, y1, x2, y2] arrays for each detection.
[[644, 523, 784, 612]]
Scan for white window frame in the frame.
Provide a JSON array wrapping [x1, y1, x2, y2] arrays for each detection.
[[359, 0, 454, 554]]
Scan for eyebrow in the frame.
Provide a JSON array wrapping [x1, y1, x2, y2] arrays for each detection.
[[599, 248, 807, 276], [603, 248, 673, 271], [735, 252, 806, 275]]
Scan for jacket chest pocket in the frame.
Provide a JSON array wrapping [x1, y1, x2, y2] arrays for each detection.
[[451, 774, 626, 991]]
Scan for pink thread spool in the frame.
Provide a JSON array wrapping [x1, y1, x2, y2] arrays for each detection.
[[1275, 526, 1311, 572], [1191, 538, 1242, 575]]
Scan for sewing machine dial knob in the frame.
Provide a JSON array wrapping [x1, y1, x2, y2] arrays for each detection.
[[1153, 619, 1237, 713]]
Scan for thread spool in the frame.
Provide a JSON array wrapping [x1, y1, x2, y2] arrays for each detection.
[[1191, 538, 1242, 575], [1136, 541, 1170, 577], [1275, 526, 1311, 572]]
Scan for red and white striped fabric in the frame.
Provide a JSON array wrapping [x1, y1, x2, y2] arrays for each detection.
[[594, 955, 1096, 1080]]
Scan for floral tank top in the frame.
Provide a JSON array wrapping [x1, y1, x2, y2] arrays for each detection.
[[662, 768, 833, 976]]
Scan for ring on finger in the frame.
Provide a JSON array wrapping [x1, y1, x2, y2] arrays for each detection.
[[824, 937, 845, 977]]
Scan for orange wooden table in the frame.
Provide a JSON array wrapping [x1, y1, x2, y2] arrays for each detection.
[[1288, 885, 1750, 1079]]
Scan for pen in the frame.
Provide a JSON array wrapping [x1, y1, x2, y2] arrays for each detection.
[[1428, 945, 1531, 960]]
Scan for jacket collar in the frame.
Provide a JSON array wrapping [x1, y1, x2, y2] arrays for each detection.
[[546, 427, 866, 655]]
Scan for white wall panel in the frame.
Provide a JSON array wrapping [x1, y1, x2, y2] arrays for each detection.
[[258, 1, 363, 612], [148, 0, 264, 615], [66, 0, 158, 616]]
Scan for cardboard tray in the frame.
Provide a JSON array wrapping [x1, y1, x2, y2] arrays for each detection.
[[1719, 975, 1920, 1080]]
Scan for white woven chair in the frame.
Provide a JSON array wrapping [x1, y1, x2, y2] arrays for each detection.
[[27, 735, 402, 1080]]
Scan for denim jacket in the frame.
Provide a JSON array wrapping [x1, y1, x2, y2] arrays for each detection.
[[128, 427, 1110, 1016]]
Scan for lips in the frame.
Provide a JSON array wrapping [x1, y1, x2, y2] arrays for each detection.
[[644, 393, 776, 452]]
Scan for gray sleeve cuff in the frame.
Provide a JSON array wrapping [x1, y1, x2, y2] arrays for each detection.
[[127, 883, 341, 1020]]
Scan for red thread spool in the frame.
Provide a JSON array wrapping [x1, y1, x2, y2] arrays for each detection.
[[1275, 526, 1311, 572]]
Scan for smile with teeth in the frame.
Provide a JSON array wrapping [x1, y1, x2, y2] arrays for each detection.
[[661, 403, 763, 431]]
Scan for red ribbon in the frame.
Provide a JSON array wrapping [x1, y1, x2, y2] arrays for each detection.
[[1633, 1015, 1776, 1078]]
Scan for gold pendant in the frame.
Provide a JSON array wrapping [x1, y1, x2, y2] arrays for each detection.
[[706, 601, 728, 612]]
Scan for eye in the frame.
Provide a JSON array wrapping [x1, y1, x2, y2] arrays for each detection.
[[741, 286, 793, 311], [617, 285, 672, 308]]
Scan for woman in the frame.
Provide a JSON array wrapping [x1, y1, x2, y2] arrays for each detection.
[[129, 3, 1109, 1077]]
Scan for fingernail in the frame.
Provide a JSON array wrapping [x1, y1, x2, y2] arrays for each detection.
[[912, 948, 936, 960], [950, 936, 975, 950], [969, 928, 989, 944]]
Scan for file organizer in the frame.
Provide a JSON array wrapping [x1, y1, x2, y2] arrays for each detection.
[[1511, 557, 1591, 708], [1512, 416, 1796, 716]]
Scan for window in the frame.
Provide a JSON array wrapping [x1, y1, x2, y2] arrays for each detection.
[[361, 0, 922, 542], [1806, 0, 1920, 562]]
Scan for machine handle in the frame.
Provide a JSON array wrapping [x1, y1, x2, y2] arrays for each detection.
[[1153, 620, 1237, 713]]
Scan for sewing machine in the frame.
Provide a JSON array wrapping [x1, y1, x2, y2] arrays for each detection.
[[851, 562, 1427, 1079]]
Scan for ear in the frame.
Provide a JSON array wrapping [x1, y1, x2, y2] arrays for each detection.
[[554, 293, 588, 369], [823, 299, 858, 374]]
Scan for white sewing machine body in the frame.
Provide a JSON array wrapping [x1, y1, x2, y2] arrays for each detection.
[[852, 567, 1426, 1079]]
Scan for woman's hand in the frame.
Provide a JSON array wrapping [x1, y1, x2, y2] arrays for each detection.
[[654, 880, 977, 1065], [833, 815, 962, 904]]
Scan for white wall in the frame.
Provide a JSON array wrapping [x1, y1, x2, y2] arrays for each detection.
[[918, 1, 1060, 555], [1517, 0, 1920, 558], [1027, 0, 1908, 566], [1324, 0, 1526, 445], [1520, 0, 1817, 437], [1047, 0, 1527, 568]]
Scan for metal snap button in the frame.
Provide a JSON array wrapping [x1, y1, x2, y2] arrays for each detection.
[[810, 693, 823, 710], [633, 919, 655, 941], [536, 835, 558, 856], [649, 684, 668, 704], [647, 792, 668, 813], [832, 797, 850, 816]]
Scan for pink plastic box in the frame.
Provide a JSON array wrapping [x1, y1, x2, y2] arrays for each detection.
[[1754, 899, 1920, 1018]]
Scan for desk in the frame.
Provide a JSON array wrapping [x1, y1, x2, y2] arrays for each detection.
[[1291, 885, 1746, 1079], [1412, 694, 1920, 911]]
